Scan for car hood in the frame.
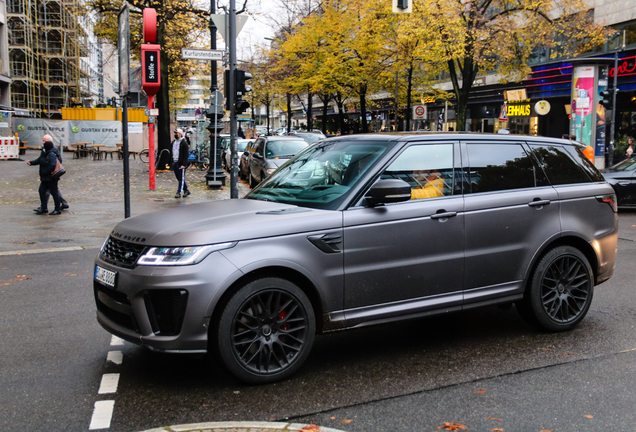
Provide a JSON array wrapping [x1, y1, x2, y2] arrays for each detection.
[[600, 170, 631, 179], [108, 199, 341, 247]]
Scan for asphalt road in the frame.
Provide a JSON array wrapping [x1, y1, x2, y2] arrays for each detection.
[[0, 212, 635, 432]]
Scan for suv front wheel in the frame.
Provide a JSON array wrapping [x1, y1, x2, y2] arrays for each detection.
[[214, 277, 316, 384], [518, 245, 594, 332]]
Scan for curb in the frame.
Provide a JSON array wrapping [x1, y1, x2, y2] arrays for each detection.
[[140, 421, 347, 432]]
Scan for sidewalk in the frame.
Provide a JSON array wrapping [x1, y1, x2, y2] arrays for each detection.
[[0, 152, 244, 254]]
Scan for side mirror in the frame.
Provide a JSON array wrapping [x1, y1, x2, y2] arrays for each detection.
[[365, 179, 412, 206]]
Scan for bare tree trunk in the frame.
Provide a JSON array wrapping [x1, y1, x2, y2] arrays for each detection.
[[406, 65, 414, 132], [286, 93, 292, 133], [307, 92, 313, 131]]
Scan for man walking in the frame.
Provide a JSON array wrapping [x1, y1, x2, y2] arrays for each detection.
[[33, 134, 69, 213], [172, 128, 190, 198]]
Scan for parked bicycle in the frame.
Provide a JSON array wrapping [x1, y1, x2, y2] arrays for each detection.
[[188, 141, 210, 171], [139, 148, 172, 170]]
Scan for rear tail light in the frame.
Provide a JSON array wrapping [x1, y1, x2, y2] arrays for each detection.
[[596, 194, 617, 212]]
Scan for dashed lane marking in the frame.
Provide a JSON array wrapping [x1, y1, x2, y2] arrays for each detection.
[[98, 373, 120, 394], [107, 351, 123, 365], [89, 400, 115, 430], [110, 335, 124, 346]]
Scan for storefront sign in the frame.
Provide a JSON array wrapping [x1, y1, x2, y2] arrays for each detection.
[[422, 96, 436, 104], [507, 103, 532, 117], [505, 89, 527, 101], [535, 100, 551, 115], [609, 54, 636, 78]]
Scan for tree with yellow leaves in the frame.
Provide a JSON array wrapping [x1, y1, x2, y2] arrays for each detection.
[[414, 0, 609, 131]]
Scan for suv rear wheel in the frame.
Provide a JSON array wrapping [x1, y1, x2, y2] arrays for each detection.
[[214, 277, 316, 384], [518, 246, 593, 332]]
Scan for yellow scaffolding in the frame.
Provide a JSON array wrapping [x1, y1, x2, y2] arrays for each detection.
[[8, 0, 88, 118]]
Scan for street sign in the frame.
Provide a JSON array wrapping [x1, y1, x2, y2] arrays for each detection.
[[237, 113, 251, 121], [499, 103, 508, 121], [211, 14, 249, 44], [412, 105, 426, 120], [181, 48, 224, 61], [149, 108, 158, 116], [210, 90, 224, 106]]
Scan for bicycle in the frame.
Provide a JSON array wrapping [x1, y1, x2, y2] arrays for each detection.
[[139, 148, 172, 170], [188, 142, 210, 171]]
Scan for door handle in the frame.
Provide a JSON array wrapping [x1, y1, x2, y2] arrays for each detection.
[[528, 199, 550, 207], [430, 211, 457, 220]]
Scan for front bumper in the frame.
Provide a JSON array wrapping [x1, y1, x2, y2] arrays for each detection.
[[94, 250, 241, 353]]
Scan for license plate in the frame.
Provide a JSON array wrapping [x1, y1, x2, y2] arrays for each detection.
[[95, 265, 116, 288]]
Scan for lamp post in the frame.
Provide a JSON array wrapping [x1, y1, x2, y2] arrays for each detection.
[[205, 0, 227, 188]]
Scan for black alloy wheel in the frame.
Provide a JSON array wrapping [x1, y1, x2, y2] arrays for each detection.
[[215, 278, 315, 384], [518, 245, 594, 332]]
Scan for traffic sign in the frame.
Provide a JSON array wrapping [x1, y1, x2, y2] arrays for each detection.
[[412, 105, 426, 120], [499, 103, 508, 121], [181, 48, 224, 61], [211, 14, 249, 43], [210, 90, 224, 106]]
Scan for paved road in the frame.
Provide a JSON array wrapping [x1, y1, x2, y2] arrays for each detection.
[[2, 155, 636, 432]]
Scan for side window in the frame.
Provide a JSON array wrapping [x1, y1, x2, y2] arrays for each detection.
[[529, 144, 597, 185], [466, 143, 546, 193], [255, 139, 265, 155], [382, 144, 454, 200]]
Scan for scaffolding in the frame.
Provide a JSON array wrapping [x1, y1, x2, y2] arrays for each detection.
[[8, 0, 88, 117]]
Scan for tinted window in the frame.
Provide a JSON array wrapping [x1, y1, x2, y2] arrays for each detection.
[[607, 156, 636, 172], [466, 143, 546, 193], [529, 144, 596, 185], [265, 140, 308, 158], [382, 144, 454, 199]]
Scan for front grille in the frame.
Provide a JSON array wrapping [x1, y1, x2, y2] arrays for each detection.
[[144, 290, 188, 336], [100, 236, 146, 268], [94, 283, 139, 332]]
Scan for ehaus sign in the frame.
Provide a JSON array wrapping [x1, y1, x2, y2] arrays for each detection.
[[506, 99, 535, 117]]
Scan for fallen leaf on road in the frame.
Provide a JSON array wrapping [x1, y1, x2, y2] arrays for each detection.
[[487, 417, 502, 421], [1, 283, 9, 286], [474, 389, 487, 394], [584, 415, 594, 418], [301, 425, 320, 430], [64, 273, 78, 276], [490, 428, 504, 431], [438, 422, 468, 430], [330, 417, 336, 420], [16, 275, 25, 277], [539, 430, 555, 432], [342, 419, 353, 424]]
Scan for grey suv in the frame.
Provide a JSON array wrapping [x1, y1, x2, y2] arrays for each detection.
[[94, 133, 618, 384]]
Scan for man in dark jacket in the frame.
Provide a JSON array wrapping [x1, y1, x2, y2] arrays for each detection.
[[33, 134, 69, 213], [27, 138, 62, 215], [172, 128, 191, 198]]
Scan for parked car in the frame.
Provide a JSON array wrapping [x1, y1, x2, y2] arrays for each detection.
[[289, 131, 326, 144], [94, 133, 617, 384], [601, 156, 636, 207], [223, 138, 253, 171], [247, 136, 309, 188], [239, 140, 257, 180]]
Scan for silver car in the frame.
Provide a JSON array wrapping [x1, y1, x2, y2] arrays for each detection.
[[94, 133, 617, 384]]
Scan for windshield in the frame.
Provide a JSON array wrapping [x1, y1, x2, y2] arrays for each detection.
[[609, 156, 636, 172], [246, 140, 392, 210], [298, 133, 326, 144], [237, 140, 251, 152], [265, 140, 308, 159]]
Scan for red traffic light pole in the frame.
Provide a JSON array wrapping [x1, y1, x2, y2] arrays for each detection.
[[142, 8, 160, 191]]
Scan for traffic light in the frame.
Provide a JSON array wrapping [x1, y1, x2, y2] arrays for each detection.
[[223, 69, 231, 111], [235, 68, 252, 114], [599, 90, 612, 109]]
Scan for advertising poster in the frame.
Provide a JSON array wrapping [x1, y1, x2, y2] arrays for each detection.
[[596, 67, 608, 157], [570, 66, 595, 146]]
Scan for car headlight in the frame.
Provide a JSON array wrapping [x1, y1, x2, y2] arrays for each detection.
[[267, 168, 276, 174], [137, 242, 237, 266]]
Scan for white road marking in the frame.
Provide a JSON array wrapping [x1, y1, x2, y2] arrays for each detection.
[[0, 245, 99, 256], [107, 351, 123, 365], [89, 400, 115, 430], [98, 373, 120, 394], [110, 335, 124, 346]]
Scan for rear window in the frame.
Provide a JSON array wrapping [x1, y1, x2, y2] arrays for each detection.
[[466, 143, 548, 193], [529, 144, 601, 185]]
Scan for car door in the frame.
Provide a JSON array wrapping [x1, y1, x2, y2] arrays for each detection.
[[342, 142, 464, 326], [250, 138, 266, 182], [462, 141, 560, 307]]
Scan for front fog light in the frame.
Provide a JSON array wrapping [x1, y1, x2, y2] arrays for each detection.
[[137, 242, 236, 266]]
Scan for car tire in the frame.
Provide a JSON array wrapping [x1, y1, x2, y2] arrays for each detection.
[[517, 245, 594, 332], [214, 277, 316, 384], [249, 173, 257, 188]]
